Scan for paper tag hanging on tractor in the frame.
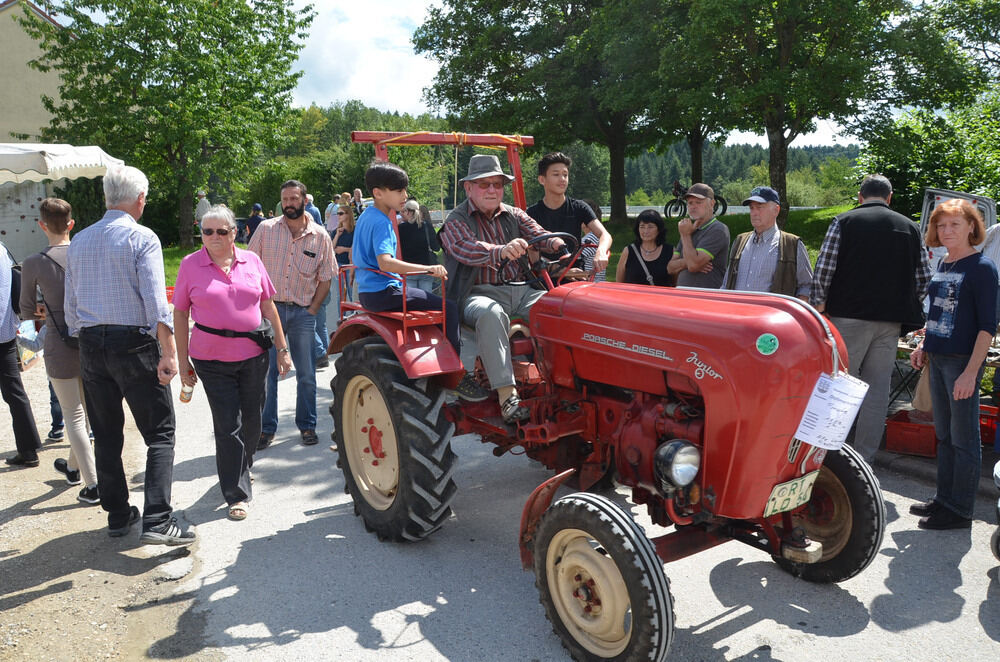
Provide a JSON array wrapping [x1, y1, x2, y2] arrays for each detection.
[[793, 372, 870, 451]]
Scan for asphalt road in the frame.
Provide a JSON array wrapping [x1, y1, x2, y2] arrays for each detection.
[[144, 361, 1000, 662]]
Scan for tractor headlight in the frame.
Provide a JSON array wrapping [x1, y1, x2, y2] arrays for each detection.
[[654, 440, 701, 491]]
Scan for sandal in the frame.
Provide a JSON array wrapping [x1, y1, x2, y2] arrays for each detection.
[[500, 394, 530, 424], [228, 502, 248, 521]]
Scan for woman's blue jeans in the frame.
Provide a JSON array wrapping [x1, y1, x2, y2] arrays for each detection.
[[927, 352, 984, 519]]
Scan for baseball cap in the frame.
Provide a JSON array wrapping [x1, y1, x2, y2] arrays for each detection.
[[252, 203, 262, 211], [684, 183, 714, 200], [743, 186, 780, 205]]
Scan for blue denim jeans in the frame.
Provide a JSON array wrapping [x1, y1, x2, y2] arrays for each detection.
[[406, 273, 438, 295], [78, 326, 176, 529], [49, 380, 63, 432], [263, 303, 317, 434], [927, 352, 984, 519], [313, 286, 332, 361]]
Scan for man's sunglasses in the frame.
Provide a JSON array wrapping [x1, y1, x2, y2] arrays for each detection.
[[201, 228, 231, 236]]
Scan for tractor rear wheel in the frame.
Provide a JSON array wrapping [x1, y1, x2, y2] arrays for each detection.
[[331, 337, 456, 541], [991, 526, 1000, 563], [775, 444, 886, 583], [533, 493, 674, 662]]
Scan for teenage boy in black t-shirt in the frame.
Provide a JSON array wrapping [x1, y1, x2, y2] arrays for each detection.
[[526, 152, 612, 273]]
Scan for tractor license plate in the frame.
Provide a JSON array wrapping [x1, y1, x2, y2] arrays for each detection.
[[763, 470, 820, 518]]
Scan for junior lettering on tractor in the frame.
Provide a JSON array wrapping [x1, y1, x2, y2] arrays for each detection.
[[325, 131, 885, 662]]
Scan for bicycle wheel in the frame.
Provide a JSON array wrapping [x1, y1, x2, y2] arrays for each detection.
[[713, 196, 728, 217], [664, 199, 686, 219]]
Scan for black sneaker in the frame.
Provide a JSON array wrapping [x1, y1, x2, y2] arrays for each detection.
[[109, 506, 140, 537], [47, 428, 65, 442], [77, 485, 100, 504], [139, 517, 196, 546], [5, 454, 40, 468], [54, 458, 82, 485], [909, 498, 939, 518], [315, 355, 330, 370], [257, 433, 274, 451], [918, 508, 972, 530], [454, 373, 491, 402], [301, 429, 319, 446]]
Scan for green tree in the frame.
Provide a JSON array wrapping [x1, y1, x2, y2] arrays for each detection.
[[684, 0, 979, 227], [413, 0, 661, 222], [21, 0, 314, 246]]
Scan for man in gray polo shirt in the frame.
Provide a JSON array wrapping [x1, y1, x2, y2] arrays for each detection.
[[722, 186, 812, 299], [668, 183, 730, 288]]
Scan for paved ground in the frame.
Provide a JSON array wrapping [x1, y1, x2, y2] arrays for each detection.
[[2, 349, 1000, 661]]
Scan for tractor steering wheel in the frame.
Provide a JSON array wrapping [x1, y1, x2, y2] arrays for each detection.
[[496, 232, 581, 288]]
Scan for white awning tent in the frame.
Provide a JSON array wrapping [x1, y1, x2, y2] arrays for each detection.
[[0, 143, 123, 184]]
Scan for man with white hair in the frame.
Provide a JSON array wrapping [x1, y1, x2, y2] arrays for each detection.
[[195, 190, 211, 226], [722, 185, 812, 299], [65, 166, 195, 546]]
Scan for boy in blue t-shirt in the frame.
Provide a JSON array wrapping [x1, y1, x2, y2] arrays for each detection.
[[354, 161, 459, 352]]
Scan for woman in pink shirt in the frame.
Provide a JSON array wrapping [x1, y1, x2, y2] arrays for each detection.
[[173, 205, 291, 521]]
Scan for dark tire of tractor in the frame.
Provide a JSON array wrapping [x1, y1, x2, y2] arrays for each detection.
[[331, 336, 457, 542], [663, 199, 686, 219], [533, 492, 674, 662], [991, 526, 1000, 563], [775, 444, 886, 583]]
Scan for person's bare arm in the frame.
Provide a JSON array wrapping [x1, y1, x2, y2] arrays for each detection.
[[615, 247, 629, 282]]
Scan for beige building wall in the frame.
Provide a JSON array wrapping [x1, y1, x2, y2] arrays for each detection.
[[0, 1, 62, 142]]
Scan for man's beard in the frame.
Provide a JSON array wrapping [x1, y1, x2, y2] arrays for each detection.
[[283, 204, 304, 219]]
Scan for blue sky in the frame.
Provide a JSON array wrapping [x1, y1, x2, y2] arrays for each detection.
[[292, 1, 847, 147]]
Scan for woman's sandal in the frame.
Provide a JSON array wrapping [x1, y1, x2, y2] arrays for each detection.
[[228, 502, 249, 521], [500, 394, 530, 424]]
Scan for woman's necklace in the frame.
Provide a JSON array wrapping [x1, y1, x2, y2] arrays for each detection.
[[640, 244, 659, 257]]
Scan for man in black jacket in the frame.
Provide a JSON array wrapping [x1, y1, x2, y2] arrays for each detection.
[[810, 175, 931, 462]]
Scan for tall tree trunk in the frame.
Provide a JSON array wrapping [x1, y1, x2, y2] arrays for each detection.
[[766, 126, 790, 229], [607, 120, 628, 224], [179, 191, 195, 248], [687, 125, 704, 184]]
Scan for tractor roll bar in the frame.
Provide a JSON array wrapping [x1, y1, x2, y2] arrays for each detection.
[[350, 131, 535, 210]]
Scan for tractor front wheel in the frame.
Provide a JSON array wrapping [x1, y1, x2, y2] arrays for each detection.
[[331, 337, 456, 541], [533, 493, 674, 662], [775, 444, 886, 583]]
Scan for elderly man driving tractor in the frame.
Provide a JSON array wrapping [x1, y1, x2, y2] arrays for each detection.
[[439, 154, 568, 423]]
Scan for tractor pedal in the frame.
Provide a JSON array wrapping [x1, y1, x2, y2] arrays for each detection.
[[781, 538, 823, 564]]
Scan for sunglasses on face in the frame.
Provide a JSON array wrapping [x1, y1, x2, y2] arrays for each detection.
[[475, 181, 505, 190], [337, 211, 346, 216], [201, 228, 231, 236]]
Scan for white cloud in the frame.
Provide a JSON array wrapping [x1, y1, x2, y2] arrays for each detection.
[[291, 0, 441, 115], [726, 119, 854, 147]]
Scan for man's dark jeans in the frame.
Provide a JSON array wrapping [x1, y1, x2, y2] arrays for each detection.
[[79, 326, 175, 529], [193, 353, 268, 506], [0, 339, 41, 459]]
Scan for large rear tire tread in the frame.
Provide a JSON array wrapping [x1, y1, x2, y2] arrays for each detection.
[[331, 337, 456, 542], [991, 527, 1000, 563], [534, 492, 674, 662], [776, 444, 886, 583]]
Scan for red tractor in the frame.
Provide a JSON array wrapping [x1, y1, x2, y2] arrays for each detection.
[[327, 132, 885, 662]]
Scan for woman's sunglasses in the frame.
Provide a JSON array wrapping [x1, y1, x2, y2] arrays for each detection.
[[202, 228, 231, 236], [337, 211, 346, 216]]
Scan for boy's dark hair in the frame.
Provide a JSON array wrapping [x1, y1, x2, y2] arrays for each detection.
[[365, 161, 409, 192], [538, 152, 572, 176], [280, 179, 307, 197], [40, 198, 72, 233]]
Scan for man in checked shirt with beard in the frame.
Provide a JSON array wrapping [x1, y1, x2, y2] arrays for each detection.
[[440, 155, 567, 424]]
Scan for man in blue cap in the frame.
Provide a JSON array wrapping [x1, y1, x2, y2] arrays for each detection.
[[246, 203, 265, 241], [722, 185, 812, 299]]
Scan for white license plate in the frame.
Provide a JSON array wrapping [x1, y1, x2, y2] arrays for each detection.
[[763, 470, 820, 517]]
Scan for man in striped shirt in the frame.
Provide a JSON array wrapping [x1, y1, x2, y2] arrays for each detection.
[[248, 179, 335, 450], [440, 155, 566, 423]]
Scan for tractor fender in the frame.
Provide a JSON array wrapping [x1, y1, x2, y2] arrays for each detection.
[[328, 313, 464, 381], [519, 468, 576, 569]]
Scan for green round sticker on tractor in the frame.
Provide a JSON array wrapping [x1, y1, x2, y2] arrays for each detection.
[[756, 333, 779, 356]]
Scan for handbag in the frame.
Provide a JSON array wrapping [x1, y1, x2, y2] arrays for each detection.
[[195, 317, 274, 350], [911, 367, 932, 412]]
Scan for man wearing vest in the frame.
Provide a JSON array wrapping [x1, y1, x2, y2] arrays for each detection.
[[440, 155, 567, 424], [811, 174, 931, 463], [723, 186, 812, 299]]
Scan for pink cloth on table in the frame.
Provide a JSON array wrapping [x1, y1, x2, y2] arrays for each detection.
[[173, 247, 277, 362]]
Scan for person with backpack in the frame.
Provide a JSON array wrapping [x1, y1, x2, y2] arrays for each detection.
[[18, 198, 99, 502]]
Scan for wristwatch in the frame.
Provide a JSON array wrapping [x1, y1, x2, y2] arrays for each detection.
[[277, 347, 290, 354]]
